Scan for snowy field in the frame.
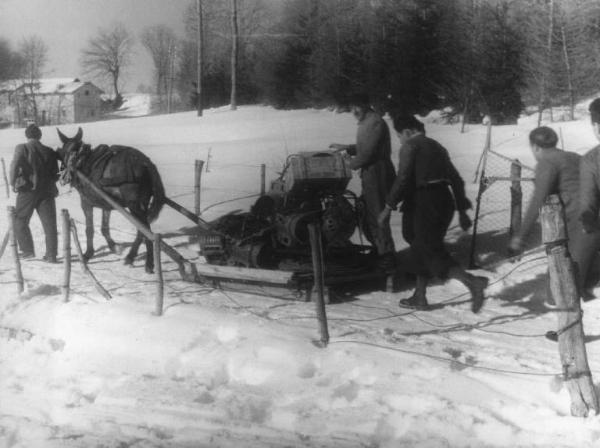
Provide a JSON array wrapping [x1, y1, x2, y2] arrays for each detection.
[[2, 104, 600, 447]]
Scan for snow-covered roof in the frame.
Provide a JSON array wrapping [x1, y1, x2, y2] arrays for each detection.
[[0, 77, 103, 95]]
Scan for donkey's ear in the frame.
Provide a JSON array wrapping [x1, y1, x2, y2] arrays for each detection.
[[57, 128, 68, 144], [74, 127, 83, 142]]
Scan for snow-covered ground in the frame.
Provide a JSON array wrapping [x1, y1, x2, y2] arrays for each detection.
[[110, 93, 154, 118], [2, 105, 600, 447]]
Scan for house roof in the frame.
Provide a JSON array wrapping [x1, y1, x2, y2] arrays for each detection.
[[0, 78, 104, 95]]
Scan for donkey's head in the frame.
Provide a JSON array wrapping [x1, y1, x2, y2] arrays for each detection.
[[57, 127, 84, 185]]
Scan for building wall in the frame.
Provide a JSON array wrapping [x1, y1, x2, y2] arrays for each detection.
[[0, 93, 12, 124], [3, 82, 104, 127], [73, 85, 103, 123], [37, 94, 75, 125]]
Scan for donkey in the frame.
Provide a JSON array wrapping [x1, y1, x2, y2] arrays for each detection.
[[57, 127, 165, 273]]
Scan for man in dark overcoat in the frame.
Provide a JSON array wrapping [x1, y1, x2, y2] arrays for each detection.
[[509, 126, 600, 304], [9, 123, 59, 262], [378, 114, 487, 312], [575, 98, 600, 299], [330, 93, 396, 271]]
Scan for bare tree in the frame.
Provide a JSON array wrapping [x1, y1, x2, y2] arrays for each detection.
[[197, 0, 204, 116], [141, 25, 178, 112], [80, 22, 134, 108], [230, 0, 239, 110], [18, 35, 48, 123], [0, 39, 22, 81]]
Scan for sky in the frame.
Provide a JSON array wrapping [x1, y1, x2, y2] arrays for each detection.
[[0, 0, 190, 93]]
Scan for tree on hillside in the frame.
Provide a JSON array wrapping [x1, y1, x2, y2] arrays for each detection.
[[230, 0, 239, 110], [141, 25, 178, 113], [18, 35, 48, 124], [196, 0, 204, 116], [0, 38, 22, 81], [179, 0, 268, 110], [80, 22, 134, 109], [555, 0, 600, 120]]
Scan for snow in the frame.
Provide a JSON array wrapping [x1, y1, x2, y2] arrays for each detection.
[[1, 104, 600, 447], [110, 93, 154, 118]]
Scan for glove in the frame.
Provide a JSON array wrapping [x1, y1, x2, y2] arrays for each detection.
[[459, 211, 472, 231], [508, 235, 523, 257]]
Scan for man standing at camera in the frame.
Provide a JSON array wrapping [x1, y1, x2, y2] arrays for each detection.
[[330, 93, 397, 272], [9, 123, 59, 262]]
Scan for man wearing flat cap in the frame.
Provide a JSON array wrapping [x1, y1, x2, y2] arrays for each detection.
[[9, 123, 59, 262]]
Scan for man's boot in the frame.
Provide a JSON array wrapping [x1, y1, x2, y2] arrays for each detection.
[[399, 275, 429, 310], [449, 267, 488, 313]]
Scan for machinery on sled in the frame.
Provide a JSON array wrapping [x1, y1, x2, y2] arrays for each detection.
[[197, 150, 386, 295]]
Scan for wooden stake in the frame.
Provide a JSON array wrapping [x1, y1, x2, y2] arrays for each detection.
[[1, 158, 9, 198], [308, 222, 329, 347], [154, 234, 164, 316], [260, 163, 266, 195], [0, 231, 10, 260], [194, 159, 205, 216], [62, 209, 71, 302], [541, 195, 598, 417], [509, 160, 522, 238], [70, 218, 111, 300], [7, 206, 24, 294]]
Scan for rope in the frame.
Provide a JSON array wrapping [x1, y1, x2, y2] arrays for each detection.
[[328, 340, 560, 377]]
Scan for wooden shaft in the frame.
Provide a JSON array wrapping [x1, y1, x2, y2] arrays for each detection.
[[1, 158, 9, 198], [74, 170, 192, 278], [62, 209, 71, 302], [308, 222, 329, 346], [154, 234, 164, 316], [70, 218, 112, 300], [7, 206, 24, 294], [75, 170, 154, 240], [260, 164, 266, 195], [541, 194, 598, 417], [194, 159, 205, 216]]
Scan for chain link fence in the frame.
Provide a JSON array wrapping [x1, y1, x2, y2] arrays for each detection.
[[469, 143, 537, 268]]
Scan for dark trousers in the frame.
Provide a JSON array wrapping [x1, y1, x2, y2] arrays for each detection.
[[14, 191, 57, 258], [570, 228, 600, 293], [402, 185, 457, 278]]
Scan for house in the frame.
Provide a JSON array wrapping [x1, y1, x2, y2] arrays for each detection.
[[0, 78, 104, 127]]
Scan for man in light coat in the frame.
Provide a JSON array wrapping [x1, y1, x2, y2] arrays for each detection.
[[330, 93, 396, 272]]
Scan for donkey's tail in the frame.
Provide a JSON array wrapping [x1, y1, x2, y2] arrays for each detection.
[[148, 161, 165, 223]]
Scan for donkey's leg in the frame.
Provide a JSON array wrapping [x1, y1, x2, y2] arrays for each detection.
[[124, 229, 143, 267], [101, 209, 120, 253], [125, 205, 154, 273], [82, 201, 95, 261]]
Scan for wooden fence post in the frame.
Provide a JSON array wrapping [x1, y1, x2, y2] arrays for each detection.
[[308, 222, 329, 347], [1, 158, 9, 198], [62, 209, 71, 302], [154, 234, 164, 316], [509, 159, 522, 238], [541, 194, 598, 417], [7, 206, 24, 294], [194, 159, 205, 216], [260, 163, 266, 196]]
